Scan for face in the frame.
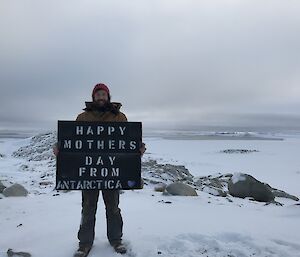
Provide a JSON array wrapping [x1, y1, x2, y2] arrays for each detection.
[[94, 90, 109, 106]]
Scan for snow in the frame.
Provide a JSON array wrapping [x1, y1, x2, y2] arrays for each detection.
[[231, 173, 246, 184], [1, 131, 300, 257], [202, 185, 222, 195], [145, 135, 300, 196]]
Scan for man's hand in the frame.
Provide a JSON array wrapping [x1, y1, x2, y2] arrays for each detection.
[[52, 142, 59, 157], [140, 142, 146, 157]]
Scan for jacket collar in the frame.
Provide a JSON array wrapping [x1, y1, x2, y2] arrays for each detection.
[[83, 101, 122, 114]]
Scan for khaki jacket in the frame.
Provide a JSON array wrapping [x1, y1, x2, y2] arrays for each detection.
[[76, 101, 127, 122]]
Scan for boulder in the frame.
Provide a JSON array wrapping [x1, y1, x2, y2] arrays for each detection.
[[0, 181, 6, 193], [154, 182, 167, 192], [166, 182, 198, 196], [228, 173, 274, 202], [3, 183, 29, 197]]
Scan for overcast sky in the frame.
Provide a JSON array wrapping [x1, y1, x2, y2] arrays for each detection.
[[1, 0, 300, 131]]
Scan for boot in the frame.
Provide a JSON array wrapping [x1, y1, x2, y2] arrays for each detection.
[[111, 241, 127, 254], [73, 244, 92, 257]]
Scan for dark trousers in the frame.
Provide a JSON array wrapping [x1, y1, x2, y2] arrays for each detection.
[[77, 189, 123, 247]]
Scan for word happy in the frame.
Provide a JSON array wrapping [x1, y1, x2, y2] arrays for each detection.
[[76, 125, 126, 136]]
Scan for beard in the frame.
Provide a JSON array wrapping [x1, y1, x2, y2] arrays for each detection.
[[92, 99, 114, 112], [85, 99, 119, 114], [95, 99, 108, 106]]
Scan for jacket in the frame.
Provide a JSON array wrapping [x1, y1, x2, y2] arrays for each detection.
[[76, 101, 127, 122]]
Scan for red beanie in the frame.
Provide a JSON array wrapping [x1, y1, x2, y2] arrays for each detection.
[[92, 83, 110, 99]]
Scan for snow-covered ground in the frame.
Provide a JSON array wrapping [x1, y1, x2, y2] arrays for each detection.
[[1, 131, 300, 257], [145, 134, 300, 196]]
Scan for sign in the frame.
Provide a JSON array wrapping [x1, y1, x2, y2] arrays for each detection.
[[55, 121, 142, 190]]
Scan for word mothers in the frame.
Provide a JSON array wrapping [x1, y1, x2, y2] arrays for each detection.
[[63, 139, 137, 150]]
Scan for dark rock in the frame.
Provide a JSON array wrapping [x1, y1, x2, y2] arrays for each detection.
[[264, 183, 299, 201], [158, 200, 172, 204], [220, 149, 259, 154], [39, 181, 53, 186], [7, 248, 31, 257], [0, 180, 6, 193], [228, 173, 274, 202]]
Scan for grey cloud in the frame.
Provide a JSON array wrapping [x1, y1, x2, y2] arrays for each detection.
[[1, 0, 300, 130]]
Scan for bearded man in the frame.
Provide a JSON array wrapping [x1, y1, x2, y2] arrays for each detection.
[[53, 83, 146, 257]]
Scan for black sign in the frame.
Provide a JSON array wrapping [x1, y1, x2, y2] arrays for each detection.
[[56, 121, 142, 190]]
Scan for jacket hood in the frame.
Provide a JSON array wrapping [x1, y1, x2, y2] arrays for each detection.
[[83, 101, 122, 114]]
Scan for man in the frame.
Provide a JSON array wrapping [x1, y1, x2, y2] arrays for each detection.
[[53, 83, 146, 257]]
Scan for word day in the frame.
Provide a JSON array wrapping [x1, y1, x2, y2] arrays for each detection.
[[78, 155, 120, 177]]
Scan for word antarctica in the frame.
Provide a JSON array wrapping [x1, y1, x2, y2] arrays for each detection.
[[63, 125, 137, 151]]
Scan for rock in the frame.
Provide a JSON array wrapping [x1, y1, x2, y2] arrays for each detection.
[[154, 182, 167, 192], [228, 173, 274, 202], [7, 248, 31, 257], [12, 132, 57, 161], [158, 200, 172, 204], [194, 173, 230, 197], [3, 183, 29, 197], [0, 180, 6, 193], [264, 200, 284, 206], [142, 159, 194, 185], [0, 153, 5, 158], [166, 182, 198, 196], [39, 181, 53, 186], [202, 185, 227, 197], [264, 183, 299, 201], [220, 149, 259, 154]]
